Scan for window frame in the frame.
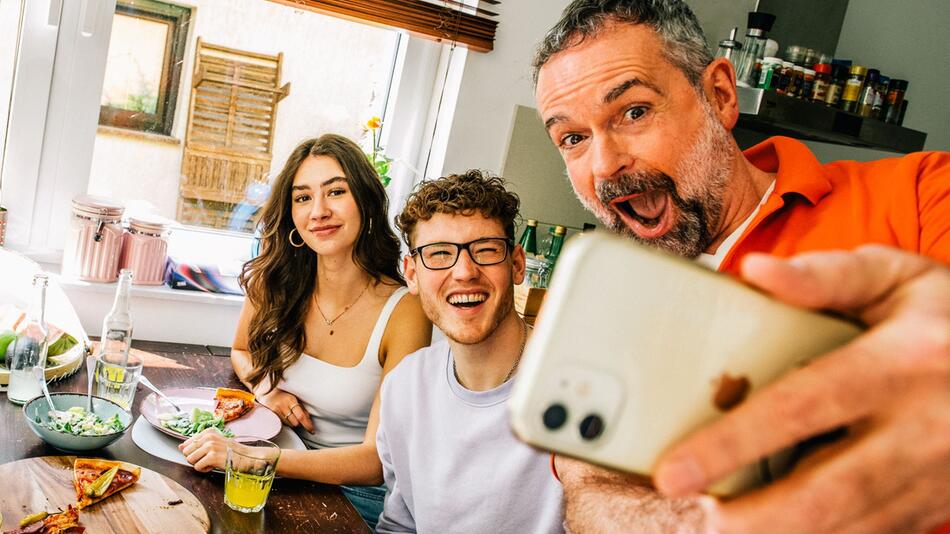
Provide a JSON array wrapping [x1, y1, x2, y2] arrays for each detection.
[[97, 0, 191, 136], [1, 0, 451, 263]]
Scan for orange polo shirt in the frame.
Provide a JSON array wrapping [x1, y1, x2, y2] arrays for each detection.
[[721, 137, 950, 534], [718, 136, 950, 275]]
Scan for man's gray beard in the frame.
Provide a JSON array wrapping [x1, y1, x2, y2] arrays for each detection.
[[576, 106, 733, 258]]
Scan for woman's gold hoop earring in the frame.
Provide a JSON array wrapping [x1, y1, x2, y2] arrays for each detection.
[[288, 228, 306, 248]]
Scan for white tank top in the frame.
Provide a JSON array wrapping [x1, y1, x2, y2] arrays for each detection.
[[277, 287, 409, 449]]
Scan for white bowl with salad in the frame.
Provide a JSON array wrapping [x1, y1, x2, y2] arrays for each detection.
[[23, 393, 133, 452]]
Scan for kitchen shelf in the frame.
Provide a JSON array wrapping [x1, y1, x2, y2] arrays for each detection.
[[736, 86, 926, 153]]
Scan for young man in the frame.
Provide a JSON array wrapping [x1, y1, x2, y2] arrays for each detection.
[[374, 170, 563, 533], [531, 1, 950, 532]]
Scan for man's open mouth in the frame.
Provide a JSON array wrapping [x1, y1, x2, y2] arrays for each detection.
[[610, 190, 675, 239], [447, 292, 488, 309]]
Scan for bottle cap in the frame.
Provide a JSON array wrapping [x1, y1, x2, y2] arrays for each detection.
[[848, 65, 868, 76], [889, 79, 909, 91], [814, 63, 832, 75], [746, 11, 776, 32], [554, 226, 567, 236], [526, 219, 537, 226]]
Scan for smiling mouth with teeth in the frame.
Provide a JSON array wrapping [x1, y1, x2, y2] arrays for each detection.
[[447, 293, 488, 308]]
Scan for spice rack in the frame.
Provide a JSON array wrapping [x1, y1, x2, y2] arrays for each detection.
[[736, 86, 926, 153]]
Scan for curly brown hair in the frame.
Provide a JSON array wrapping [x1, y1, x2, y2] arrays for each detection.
[[395, 170, 521, 247]]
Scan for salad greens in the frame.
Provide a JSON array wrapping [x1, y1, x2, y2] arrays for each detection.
[[44, 406, 125, 436], [159, 407, 233, 438]]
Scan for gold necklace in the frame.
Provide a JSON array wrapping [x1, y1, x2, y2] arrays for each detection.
[[313, 280, 372, 335], [453, 317, 528, 389]]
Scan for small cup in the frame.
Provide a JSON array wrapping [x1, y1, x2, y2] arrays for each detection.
[[94, 352, 143, 410], [225, 437, 280, 513]]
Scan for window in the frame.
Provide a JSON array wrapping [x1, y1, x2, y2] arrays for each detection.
[[98, 0, 190, 136]]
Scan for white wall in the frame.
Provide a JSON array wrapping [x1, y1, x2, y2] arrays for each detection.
[[834, 0, 949, 152]]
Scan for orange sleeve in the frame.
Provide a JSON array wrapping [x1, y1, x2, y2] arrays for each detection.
[[917, 152, 950, 263]]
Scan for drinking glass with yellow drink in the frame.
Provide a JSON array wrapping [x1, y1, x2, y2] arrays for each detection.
[[225, 437, 280, 513], [94, 352, 142, 409]]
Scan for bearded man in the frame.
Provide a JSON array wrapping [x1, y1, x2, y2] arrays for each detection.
[[531, 1, 950, 533]]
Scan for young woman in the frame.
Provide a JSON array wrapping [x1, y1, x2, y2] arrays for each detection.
[[180, 134, 431, 528]]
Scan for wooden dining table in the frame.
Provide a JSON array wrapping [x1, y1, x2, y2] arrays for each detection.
[[0, 340, 370, 534]]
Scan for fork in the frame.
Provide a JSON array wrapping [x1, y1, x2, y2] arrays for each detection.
[[138, 374, 183, 413]]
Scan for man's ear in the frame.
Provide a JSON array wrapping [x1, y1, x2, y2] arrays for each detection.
[[511, 244, 526, 286], [703, 58, 739, 130], [404, 255, 420, 295]]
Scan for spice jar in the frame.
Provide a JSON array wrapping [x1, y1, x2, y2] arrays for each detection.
[[857, 69, 880, 117], [775, 61, 794, 94], [757, 56, 782, 90], [785, 45, 806, 66], [801, 68, 816, 100], [119, 216, 171, 285], [785, 66, 804, 98], [810, 63, 832, 102], [62, 195, 125, 282], [840, 65, 868, 113], [872, 75, 890, 118], [824, 65, 847, 107], [882, 79, 908, 124]]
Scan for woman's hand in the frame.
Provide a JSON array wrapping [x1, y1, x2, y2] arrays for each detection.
[[179, 428, 231, 472], [257, 387, 315, 433]]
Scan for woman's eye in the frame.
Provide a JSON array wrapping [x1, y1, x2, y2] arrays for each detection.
[[293, 195, 310, 203], [559, 133, 585, 148], [625, 106, 647, 121], [328, 188, 347, 197]]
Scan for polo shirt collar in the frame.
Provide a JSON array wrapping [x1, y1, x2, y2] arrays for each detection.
[[742, 136, 832, 206]]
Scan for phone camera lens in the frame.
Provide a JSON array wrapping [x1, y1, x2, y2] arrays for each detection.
[[542, 403, 568, 430], [579, 414, 605, 440]]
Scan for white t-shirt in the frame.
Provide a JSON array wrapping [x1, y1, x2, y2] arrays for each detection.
[[376, 340, 564, 533], [697, 180, 776, 270]]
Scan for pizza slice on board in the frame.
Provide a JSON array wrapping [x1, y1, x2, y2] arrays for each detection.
[[72, 458, 140, 509]]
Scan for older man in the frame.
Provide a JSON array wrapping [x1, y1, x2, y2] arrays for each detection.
[[532, 1, 950, 533]]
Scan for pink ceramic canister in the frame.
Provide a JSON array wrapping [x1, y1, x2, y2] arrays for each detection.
[[119, 216, 170, 285], [62, 195, 125, 282]]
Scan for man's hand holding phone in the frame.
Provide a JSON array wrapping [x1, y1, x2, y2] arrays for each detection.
[[655, 245, 950, 533]]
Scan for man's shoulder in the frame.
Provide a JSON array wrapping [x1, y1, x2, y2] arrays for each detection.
[[823, 149, 950, 185], [382, 340, 448, 394]]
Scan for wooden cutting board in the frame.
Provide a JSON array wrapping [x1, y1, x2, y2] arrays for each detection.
[[0, 456, 209, 533]]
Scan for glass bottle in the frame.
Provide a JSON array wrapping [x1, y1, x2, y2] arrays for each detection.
[[8, 274, 50, 405], [715, 27, 742, 64], [824, 65, 847, 107], [519, 219, 539, 258], [99, 269, 134, 365], [734, 12, 776, 87], [872, 76, 890, 118], [546, 226, 567, 263]]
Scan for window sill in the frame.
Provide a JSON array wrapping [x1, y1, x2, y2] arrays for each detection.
[[57, 276, 244, 307], [97, 125, 181, 146]]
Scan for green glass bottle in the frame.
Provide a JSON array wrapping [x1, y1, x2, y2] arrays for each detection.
[[547, 226, 567, 263], [519, 219, 538, 257]]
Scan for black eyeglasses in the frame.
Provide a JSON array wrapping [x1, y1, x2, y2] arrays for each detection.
[[410, 237, 514, 270]]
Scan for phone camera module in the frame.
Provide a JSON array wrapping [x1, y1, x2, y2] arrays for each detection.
[[542, 403, 568, 430], [579, 414, 605, 440]]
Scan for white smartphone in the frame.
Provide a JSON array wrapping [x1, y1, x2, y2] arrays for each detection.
[[509, 232, 862, 495]]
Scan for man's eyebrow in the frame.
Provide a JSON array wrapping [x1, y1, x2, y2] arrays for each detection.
[[604, 77, 662, 104], [544, 114, 568, 131]]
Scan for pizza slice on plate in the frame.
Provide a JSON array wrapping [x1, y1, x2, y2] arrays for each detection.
[[3, 505, 83, 534], [73, 458, 141, 509], [213, 388, 255, 422]]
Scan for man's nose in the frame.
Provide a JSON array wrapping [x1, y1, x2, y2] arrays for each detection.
[[451, 249, 479, 280], [590, 132, 634, 182]]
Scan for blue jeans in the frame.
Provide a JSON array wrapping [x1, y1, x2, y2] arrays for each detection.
[[341, 483, 386, 530]]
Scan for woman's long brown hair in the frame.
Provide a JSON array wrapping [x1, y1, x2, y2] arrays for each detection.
[[240, 134, 404, 392]]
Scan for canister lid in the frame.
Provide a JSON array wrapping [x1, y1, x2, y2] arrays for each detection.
[[129, 216, 170, 235], [72, 195, 124, 220], [814, 63, 832, 75], [848, 65, 868, 76]]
